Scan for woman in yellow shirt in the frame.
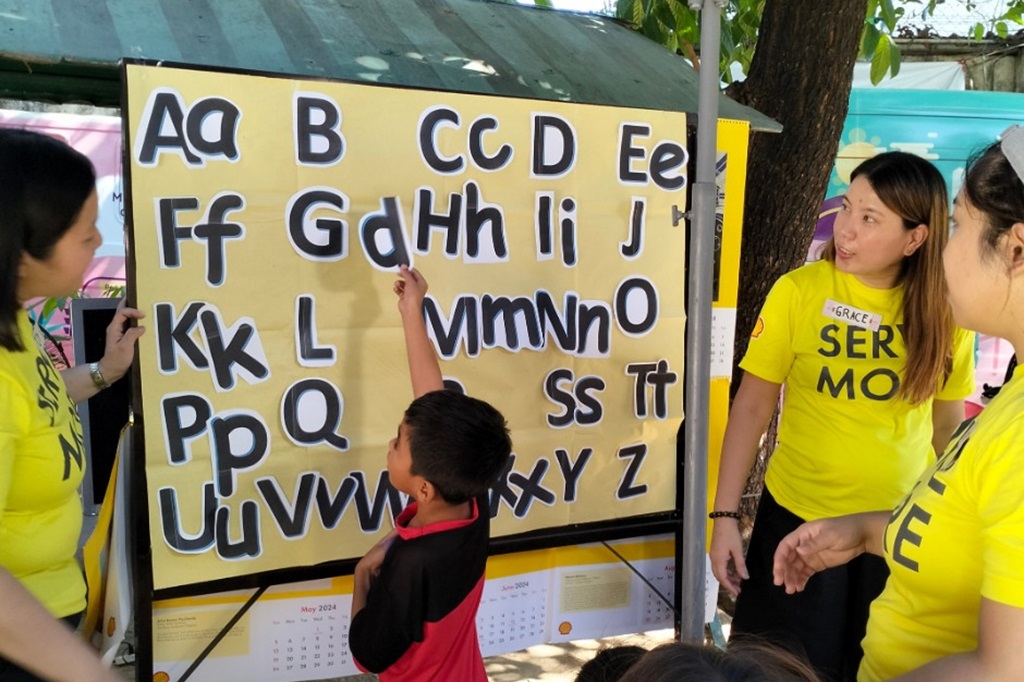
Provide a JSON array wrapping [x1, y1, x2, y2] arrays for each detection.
[[774, 127, 1024, 680], [710, 152, 974, 682], [0, 128, 144, 682]]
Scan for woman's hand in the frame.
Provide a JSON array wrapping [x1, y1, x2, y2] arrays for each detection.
[[710, 518, 749, 597], [98, 299, 145, 382], [772, 512, 887, 593]]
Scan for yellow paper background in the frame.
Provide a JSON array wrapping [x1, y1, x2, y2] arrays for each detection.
[[125, 64, 687, 589]]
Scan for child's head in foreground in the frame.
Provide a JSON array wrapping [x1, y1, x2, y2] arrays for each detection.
[[616, 640, 821, 682], [575, 645, 647, 682], [388, 389, 512, 504]]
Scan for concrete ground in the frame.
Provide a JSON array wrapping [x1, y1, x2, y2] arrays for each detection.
[[112, 628, 677, 682], [483, 629, 675, 682]]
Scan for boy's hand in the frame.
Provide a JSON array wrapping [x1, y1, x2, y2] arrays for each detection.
[[394, 264, 444, 396], [393, 265, 428, 319], [356, 530, 397, 582], [351, 530, 398, 619]]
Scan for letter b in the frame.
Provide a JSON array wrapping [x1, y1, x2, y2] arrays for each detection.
[[295, 94, 345, 165]]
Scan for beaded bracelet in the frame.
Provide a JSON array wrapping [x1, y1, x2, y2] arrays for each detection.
[[708, 510, 742, 520]]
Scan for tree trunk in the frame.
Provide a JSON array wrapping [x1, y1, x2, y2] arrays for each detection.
[[726, 0, 868, 384], [718, 1, 868, 539]]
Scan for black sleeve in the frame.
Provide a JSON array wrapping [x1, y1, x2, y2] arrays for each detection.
[[348, 545, 425, 672]]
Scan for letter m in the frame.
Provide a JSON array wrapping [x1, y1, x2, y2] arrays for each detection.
[[423, 295, 479, 358], [817, 366, 855, 399]]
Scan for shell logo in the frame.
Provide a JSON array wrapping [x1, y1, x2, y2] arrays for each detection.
[[751, 316, 765, 339], [557, 621, 573, 636], [106, 617, 117, 637], [153, 672, 171, 682]]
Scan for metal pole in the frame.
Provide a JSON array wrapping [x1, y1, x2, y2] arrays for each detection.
[[680, 0, 724, 644]]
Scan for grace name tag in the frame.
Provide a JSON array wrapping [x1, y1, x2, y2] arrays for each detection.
[[823, 299, 881, 331]]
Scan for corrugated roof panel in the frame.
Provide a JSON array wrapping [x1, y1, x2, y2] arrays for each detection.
[[0, 0, 781, 132], [108, 0, 183, 62], [205, 3, 292, 70]]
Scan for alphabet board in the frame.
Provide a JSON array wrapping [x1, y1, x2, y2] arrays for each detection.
[[124, 62, 687, 591]]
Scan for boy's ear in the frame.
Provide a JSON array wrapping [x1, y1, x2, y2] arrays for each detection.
[[416, 478, 436, 504]]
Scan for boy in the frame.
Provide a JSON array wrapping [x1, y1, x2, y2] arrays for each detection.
[[348, 265, 512, 682]]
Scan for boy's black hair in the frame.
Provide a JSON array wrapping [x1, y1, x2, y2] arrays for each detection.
[[403, 389, 512, 504]]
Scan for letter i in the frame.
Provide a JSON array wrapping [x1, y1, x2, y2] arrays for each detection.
[[559, 197, 577, 266], [534, 191, 577, 267]]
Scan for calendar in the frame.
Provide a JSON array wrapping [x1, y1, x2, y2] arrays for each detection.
[[710, 307, 737, 378], [152, 579, 359, 682], [151, 537, 704, 681], [477, 570, 550, 656], [638, 555, 716, 627], [259, 597, 354, 681], [641, 558, 675, 628]]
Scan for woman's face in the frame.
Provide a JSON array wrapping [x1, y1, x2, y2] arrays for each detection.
[[17, 190, 101, 302], [832, 176, 928, 289], [943, 194, 1009, 337]]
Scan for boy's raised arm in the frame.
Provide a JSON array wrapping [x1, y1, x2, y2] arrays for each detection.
[[394, 265, 444, 398]]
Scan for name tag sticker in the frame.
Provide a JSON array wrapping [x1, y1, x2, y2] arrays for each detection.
[[823, 299, 882, 331]]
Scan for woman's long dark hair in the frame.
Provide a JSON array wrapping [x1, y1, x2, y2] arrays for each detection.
[[0, 128, 95, 351]]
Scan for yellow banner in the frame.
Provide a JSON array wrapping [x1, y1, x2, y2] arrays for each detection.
[[125, 63, 687, 589]]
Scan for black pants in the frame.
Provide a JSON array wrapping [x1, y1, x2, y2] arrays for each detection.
[[0, 613, 82, 682], [731, 488, 889, 682]]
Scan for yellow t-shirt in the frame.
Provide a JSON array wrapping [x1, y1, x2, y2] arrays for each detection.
[[859, 367, 1024, 681], [741, 260, 974, 520], [0, 311, 86, 618]]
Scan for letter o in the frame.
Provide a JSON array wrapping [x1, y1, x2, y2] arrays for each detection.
[[615, 277, 658, 336], [861, 368, 900, 401]]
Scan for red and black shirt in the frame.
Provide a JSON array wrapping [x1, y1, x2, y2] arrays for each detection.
[[349, 494, 489, 682]]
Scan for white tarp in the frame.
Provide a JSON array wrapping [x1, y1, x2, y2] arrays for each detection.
[[852, 61, 966, 90]]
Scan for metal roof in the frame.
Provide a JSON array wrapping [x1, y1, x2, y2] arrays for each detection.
[[0, 0, 780, 132]]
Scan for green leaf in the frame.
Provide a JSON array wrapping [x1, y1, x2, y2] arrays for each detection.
[[973, 22, 984, 40], [721, 20, 737, 57], [40, 298, 59, 319], [860, 23, 881, 57], [996, 21, 1009, 38], [654, 1, 675, 27], [879, 0, 897, 30], [665, 0, 693, 25], [617, 0, 645, 27], [870, 34, 892, 84], [641, 12, 670, 45]]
